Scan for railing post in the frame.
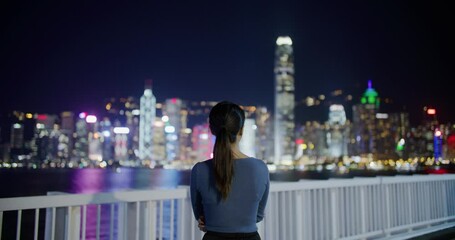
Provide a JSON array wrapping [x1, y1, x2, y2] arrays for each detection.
[[117, 202, 126, 240], [294, 190, 303, 240], [441, 181, 448, 221], [177, 198, 186, 240], [177, 186, 194, 240], [383, 178, 391, 237], [146, 201, 157, 240], [65, 206, 81, 240], [118, 202, 141, 240], [45, 192, 69, 240], [330, 187, 338, 240], [408, 183, 413, 229], [262, 191, 274, 240], [359, 186, 366, 237]]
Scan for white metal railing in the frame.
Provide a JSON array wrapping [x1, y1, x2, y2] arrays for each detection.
[[0, 174, 454, 240]]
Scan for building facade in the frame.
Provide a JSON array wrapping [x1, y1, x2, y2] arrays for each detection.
[[274, 36, 295, 164]]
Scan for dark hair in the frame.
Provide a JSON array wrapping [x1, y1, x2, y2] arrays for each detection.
[[209, 100, 245, 200]]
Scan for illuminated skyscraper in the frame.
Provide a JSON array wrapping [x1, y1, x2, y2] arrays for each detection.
[[74, 113, 88, 162], [60, 111, 74, 161], [104, 96, 140, 161], [10, 123, 24, 150], [352, 80, 380, 156], [139, 80, 156, 161], [152, 118, 166, 162], [328, 104, 347, 126], [274, 36, 295, 164], [163, 98, 185, 161], [33, 114, 58, 162], [192, 123, 214, 161], [327, 105, 349, 158], [239, 118, 256, 157], [255, 106, 273, 162]]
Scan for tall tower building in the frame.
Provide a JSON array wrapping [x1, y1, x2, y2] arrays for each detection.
[[139, 80, 156, 161], [239, 118, 257, 158], [163, 98, 185, 161], [327, 104, 350, 159], [10, 123, 24, 150], [60, 111, 74, 162], [274, 36, 295, 164], [192, 123, 215, 161], [352, 80, 380, 156]]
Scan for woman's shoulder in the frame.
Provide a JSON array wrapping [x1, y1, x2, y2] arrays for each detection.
[[192, 159, 213, 171], [245, 157, 267, 164], [241, 157, 268, 170]]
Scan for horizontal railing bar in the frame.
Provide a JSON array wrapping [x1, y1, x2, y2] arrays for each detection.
[[0, 188, 188, 211], [381, 174, 455, 183], [271, 178, 381, 191], [384, 216, 455, 233], [2, 175, 454, 211], [270, 174, 455, 192], [338, 230, 384, 240]]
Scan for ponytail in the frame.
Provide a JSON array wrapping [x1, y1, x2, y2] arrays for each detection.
[[209, 101, 245, 201], [213, 127, 234, 201]]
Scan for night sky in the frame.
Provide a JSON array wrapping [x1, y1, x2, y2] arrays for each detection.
[[1, 1, 453, 126]]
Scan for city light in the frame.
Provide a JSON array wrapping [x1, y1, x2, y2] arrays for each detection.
[[199, 133, 209, 140], [435, 129, 442, 137], [164, 125, 175, 133], [102, 130, 111, 137], [329, 104, 344, 111], [86, 115, 97, 123], [276, 36, 293, 45], [376, 113, 389, 119], [154, 121, 164, 127], [37, 114, 47, 120], [79, 112, 87, 119], [113, 127, 130, 134], [427, 108, 436, 115]]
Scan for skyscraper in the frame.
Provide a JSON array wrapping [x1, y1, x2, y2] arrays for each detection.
[[352, 80, 380, 156], [274, 36, 295, 164], [139, 80, 156, 161], [163, 98, 185, 161], [239, 118, 256, 157]]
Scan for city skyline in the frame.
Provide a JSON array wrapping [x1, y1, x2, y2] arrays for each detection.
[[1, 1, 454, 125]]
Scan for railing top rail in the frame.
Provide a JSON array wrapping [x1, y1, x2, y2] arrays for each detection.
[[380, 174, 455, 183], [270, 174, 455, 191], [1, 174, 454, 212], [0, 187, 188, 211]]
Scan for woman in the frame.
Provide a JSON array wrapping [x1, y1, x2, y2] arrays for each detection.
[[190, 100, 270, 240]]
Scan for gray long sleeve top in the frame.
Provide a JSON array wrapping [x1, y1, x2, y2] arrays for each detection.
[[190, 157, 270, 233]]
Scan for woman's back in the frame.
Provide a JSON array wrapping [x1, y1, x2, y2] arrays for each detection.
[[190, 100, 270, 239], [191, 157, 269, 233]]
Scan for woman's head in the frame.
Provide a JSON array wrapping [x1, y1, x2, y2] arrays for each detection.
[[208, 100, 245, 200], [209, 101, 245, 141]]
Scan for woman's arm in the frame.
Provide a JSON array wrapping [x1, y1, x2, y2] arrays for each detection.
[[190, 164, 203, 220], [257, 168, 270, 222]]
